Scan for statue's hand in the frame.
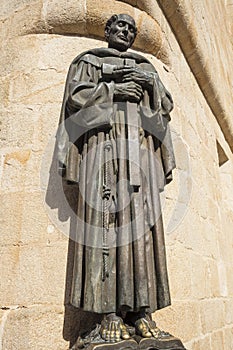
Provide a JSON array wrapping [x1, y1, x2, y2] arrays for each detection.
[[114, 81, 143, 103], [100, 314, 130, 343], [120, 67, 154, 90]]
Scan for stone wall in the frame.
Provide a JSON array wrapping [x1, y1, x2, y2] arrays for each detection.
[[0, 0, 233, 349]]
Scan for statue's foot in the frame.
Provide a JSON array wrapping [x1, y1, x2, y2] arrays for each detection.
[[100, 313, 130, 343], [134, 315, 170, 339]]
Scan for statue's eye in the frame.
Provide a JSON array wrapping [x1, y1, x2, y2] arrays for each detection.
[[118, 22, 124, 27]]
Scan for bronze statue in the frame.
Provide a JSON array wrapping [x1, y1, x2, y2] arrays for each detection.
[[57, 14, 185, 350]]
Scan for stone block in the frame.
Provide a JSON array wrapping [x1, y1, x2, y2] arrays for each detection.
[[122, 0, 137, 7], [1, 36, 38, 77], [15, 241, 68, 305], [42, 183, 79, 242], [35, 35, 106, 73], [220, 173, 233, 199], [181, 211, 220, 259], [200, 299, 225, 334], [0, 105, 36, 148], [1, 149, 31, 193], [24, 149, 43, 191], [36, 35, 76, 72], [166, 244, 192, 300], [45, 0, 87, 35], [136, 0, 162, 21], [189, 253, 211, 299], [23, 123, 58, 191], [0, 309, 7, 323], [8, 69, 65, 105], [0, 246, 19, 305], [154, 301, 201, 343], [224, 299, 233, 325], [218, 232, 233, 274], [20, 191, 49, 244], [169, 207, 215, 258], [8, 0, 46, 37], [172, 131, 193, 173], [1, 0, 39, 19], [134, 11, 162, 56], [163, 195, 185, 238], [0, 192, 24, 246], [191, 336, 211, 350], [181, 121, 203, 159], [20, 190, 68, 244], [199, 336, 212, 350], [226, 265, 233, 296], [210, 259, 222, 298], [0, 77, 10, 108], [223, 327, 233, 350], [2, 305, 68, 350], [210, 330, 224, 350], [190, 180, 210, 219], [31, 103, 61, 151]]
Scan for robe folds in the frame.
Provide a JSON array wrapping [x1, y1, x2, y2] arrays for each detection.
[[57, 48, 176, 314]]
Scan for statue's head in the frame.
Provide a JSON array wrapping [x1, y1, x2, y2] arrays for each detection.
[[105, 14, 137, 51]]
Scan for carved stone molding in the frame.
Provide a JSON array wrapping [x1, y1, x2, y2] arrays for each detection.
[[2, 0, 232, 151], [2, 0, 168, 62]]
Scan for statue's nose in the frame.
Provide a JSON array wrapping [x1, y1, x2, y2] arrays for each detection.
[[122, 24, 129, 34]]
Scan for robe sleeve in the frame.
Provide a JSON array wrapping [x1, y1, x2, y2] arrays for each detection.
[[140, 69, 173, 136], [66, 60, 115, 130], [139, 65, 175, 184]]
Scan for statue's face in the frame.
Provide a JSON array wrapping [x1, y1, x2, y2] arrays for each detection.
[[107, 15, 136, 51]]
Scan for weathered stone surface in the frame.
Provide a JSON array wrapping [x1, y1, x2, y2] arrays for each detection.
[[2, 305, 68, 350], [154, 301, 201, 343], [190, 336, 211, 350], [0, 36, 40, 77], [190, 254, 216, 300], [0, 105, 35, 148], [0, 192, 24, 246], [0, 246, 19, 305], [8, 69, 65, 105], [46, 0, 87, 35], [134, 11, 162, 56], [200, 299, 225, 334], [223, 327, 233, 349], [7, 0, 46, 37], [16, 241, 68, 305], [166, 244, 192, 300], [1, 149, 31, 192], [224, 299, 233, 325], [157, 0, 233, 153], [210, 330, 224, 350], [226, 265, 233, 296], [20, 191, 50, 244]]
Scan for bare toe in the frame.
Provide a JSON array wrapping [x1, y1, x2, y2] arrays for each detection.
[[120, 324, 130, 340], [135, 319, 152, 338], [100, 314, 131, 342]]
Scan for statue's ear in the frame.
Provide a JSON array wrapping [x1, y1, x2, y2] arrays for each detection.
[[105, 27, 110, 41]]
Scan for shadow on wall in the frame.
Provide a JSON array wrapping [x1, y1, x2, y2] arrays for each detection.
[[45, 148, 102, 349]]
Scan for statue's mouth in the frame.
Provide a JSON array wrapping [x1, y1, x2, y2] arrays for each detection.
[[118, 35, 128, 42]]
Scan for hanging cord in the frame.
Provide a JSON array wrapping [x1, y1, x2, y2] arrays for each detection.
[[102, 138, 112, 281]]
